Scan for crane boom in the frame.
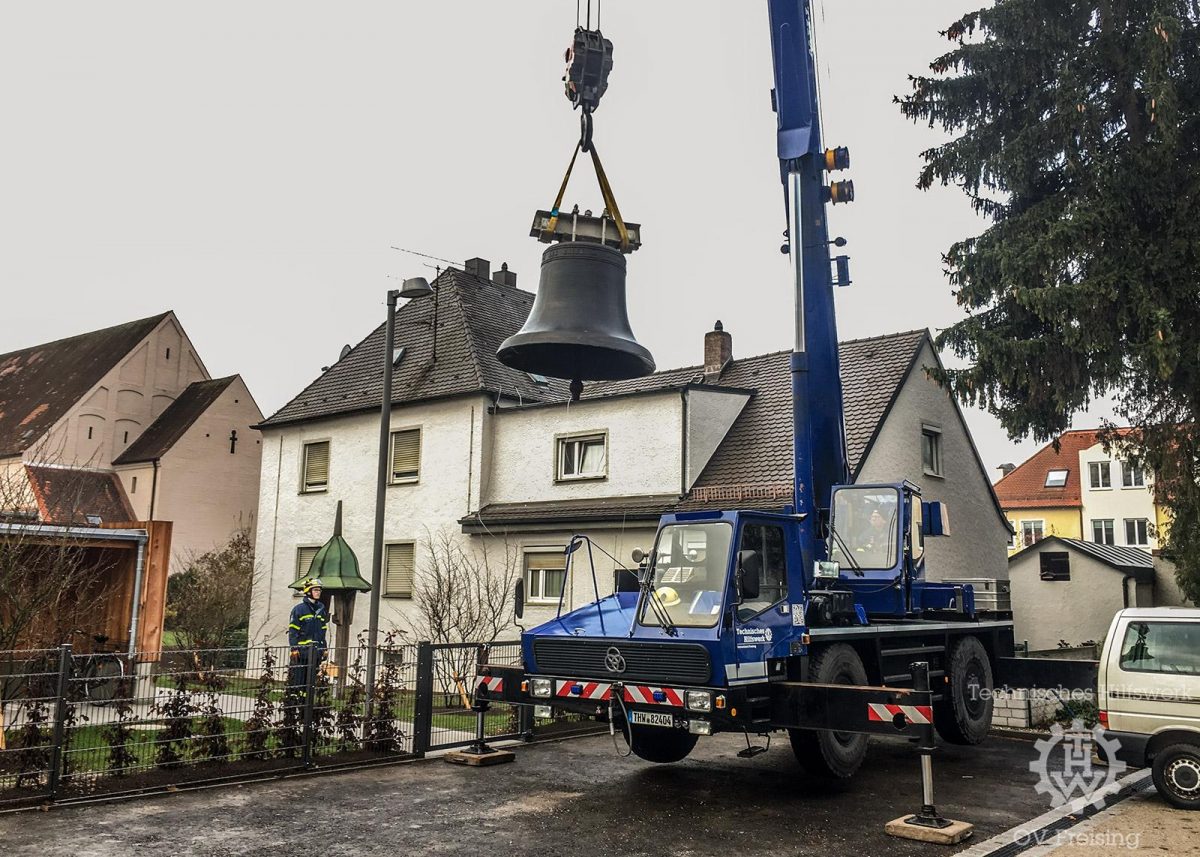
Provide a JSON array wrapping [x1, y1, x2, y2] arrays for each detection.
[[768, 0, 850, 553]]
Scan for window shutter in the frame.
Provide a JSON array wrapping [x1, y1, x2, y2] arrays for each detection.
[[304, 441, 330, 489], [391, 429, 421, 481], [296, 546, 320, 579], [385, 543, 415, 598]]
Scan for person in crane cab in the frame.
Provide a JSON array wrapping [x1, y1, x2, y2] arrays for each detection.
[[287, 578, 329, 696]]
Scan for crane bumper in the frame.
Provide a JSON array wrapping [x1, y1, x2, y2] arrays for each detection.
[[476, 664, 936, 739]]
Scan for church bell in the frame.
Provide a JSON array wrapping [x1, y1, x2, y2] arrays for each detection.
[[497, 242, 655, 382]]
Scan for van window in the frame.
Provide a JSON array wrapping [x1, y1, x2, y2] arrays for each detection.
[[1118, 621, 1200, 676]]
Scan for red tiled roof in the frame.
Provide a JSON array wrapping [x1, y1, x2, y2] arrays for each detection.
[[994, 428, 1133, 509], [24, 465, 135, 525]]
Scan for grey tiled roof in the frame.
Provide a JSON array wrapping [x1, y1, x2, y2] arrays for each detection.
[[0, 313, 170, 457], [606, 330, 930, 512], [1047, 537, 1155, 572], [260, 268, 571, 427], [114, 376, 237, 464]]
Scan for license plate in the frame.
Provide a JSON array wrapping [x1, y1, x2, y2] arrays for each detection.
[[630, 711, 674, 728]]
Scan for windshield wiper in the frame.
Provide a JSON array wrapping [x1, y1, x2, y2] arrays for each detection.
[[828, 526, 862, 575], [637, 561, 678, 637]]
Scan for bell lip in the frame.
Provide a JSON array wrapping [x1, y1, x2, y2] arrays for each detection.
[[497, 331, 656, 382]]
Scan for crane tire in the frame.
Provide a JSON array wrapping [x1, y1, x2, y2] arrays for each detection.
[[789, 643, 869, 779], [626, 724, 698, 763], [934, 635, 993, 745]]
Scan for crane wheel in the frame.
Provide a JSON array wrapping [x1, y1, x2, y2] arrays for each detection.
[[934, 635, 994, 745], [625, 723, 698, 763], [789, 643, 869, 779]]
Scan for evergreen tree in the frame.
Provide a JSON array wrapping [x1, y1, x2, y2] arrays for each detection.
[[899, 1, 1200, 600]]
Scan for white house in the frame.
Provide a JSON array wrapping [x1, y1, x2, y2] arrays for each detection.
[[248, 259, 1011, 645]]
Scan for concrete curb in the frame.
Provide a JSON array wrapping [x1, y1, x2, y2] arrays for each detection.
[[953, 768, 1152, 857]]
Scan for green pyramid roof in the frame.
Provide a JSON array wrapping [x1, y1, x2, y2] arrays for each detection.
[[289, 502, 371, 592]]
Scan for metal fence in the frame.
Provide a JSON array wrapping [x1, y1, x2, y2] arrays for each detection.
[[0, 639, 595, 809]]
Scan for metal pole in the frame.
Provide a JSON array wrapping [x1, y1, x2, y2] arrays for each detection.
[[904, 661, 951, 829], [365, 289, 400, 719], [302, 650, 318, 768], [48, 644, 72, 800], [126, 533, 148, 659]]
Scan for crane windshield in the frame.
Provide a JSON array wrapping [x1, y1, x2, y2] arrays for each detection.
[[828, 487, 901, 571], [639, 522, 732, 629]]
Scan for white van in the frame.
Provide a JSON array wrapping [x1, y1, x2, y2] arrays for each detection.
[[1099, 607, 1200, 809]]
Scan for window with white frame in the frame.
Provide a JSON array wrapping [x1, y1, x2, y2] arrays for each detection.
[[1044, 469, 1068, 488], [383, 543, 415, 598], [1021, 520, 1044, 548], [1124, 518, 1150, 546], [1088, 460, 1111, 490], [1092, 518, 1115, 545], [390, 428, 421, 483], [301, 440, 330, 492], [1121, 461, 1146, 488], [525, 551, 566, 605], [921, 425, 943, 477], [557, 433, 607, 481]]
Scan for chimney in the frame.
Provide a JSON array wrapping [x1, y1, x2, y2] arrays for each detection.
[[464, 257, 491, 279], [704, 320, 732, 377], [492, 262, 517, 287], [996, 462, 1016, 481]]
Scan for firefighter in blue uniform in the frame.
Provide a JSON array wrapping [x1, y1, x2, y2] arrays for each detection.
[[287, 578, 329, 696]]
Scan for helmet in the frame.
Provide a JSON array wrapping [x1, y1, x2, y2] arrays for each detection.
[[301, 578, 324, 595], [654, 586, 681, 608]]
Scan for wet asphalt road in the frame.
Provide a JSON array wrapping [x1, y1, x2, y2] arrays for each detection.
[[0, 731, 1053, 857]]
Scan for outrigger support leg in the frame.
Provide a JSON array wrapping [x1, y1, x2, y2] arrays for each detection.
[[885, 662, 974, 845], [444, 651, 516, 768]]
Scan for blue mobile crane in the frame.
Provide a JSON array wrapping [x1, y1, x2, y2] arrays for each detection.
[[479, 0, 1015, 783]]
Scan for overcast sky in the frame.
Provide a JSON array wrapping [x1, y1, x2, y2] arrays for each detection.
[[1, 1, 1118, 474]]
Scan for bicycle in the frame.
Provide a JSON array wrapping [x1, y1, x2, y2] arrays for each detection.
[[69, 633, 128, 705]]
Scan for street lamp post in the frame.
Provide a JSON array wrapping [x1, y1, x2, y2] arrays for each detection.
[[364, 278, 430, 719]]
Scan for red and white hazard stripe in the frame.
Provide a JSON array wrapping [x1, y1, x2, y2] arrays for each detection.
[[867, 702, 933, 725], [477, 676, 504, 693], [555, 680, 613, 701], [622, 684, 685, 707]]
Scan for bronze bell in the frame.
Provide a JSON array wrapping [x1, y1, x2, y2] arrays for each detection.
[[498, 242, 655, 382]]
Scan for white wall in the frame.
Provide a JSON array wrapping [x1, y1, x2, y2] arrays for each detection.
[[1010, 547, 1128, 650], [248, 395, 489, 646], [1078, 444, 1158, 549], [485, 392, 684, 503], [685, 388, 750, 487], [855, 340, 1010, 581]]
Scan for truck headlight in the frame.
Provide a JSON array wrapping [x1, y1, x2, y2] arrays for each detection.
[[686, 690, 712, 712], [531, 678, 553, 698], [687, 719, 713, 735]]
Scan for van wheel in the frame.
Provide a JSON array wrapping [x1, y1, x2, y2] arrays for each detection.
[[935, 636, 993, 745], [789, 644, 869, 779], [625, 724, 698, 763], [1152, 743, 1200, 810]]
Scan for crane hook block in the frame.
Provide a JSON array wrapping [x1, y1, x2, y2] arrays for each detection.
[[563, 27, 614, 114]]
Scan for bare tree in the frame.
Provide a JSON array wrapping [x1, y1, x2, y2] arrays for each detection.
[[408, 528, 521, 705], [409, 528, 520, 646]]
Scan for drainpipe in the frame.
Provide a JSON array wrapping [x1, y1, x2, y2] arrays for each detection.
[[148, 458, 160, 520], [1122, 574, 1135, 609], [127, 534, 148, 658]]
